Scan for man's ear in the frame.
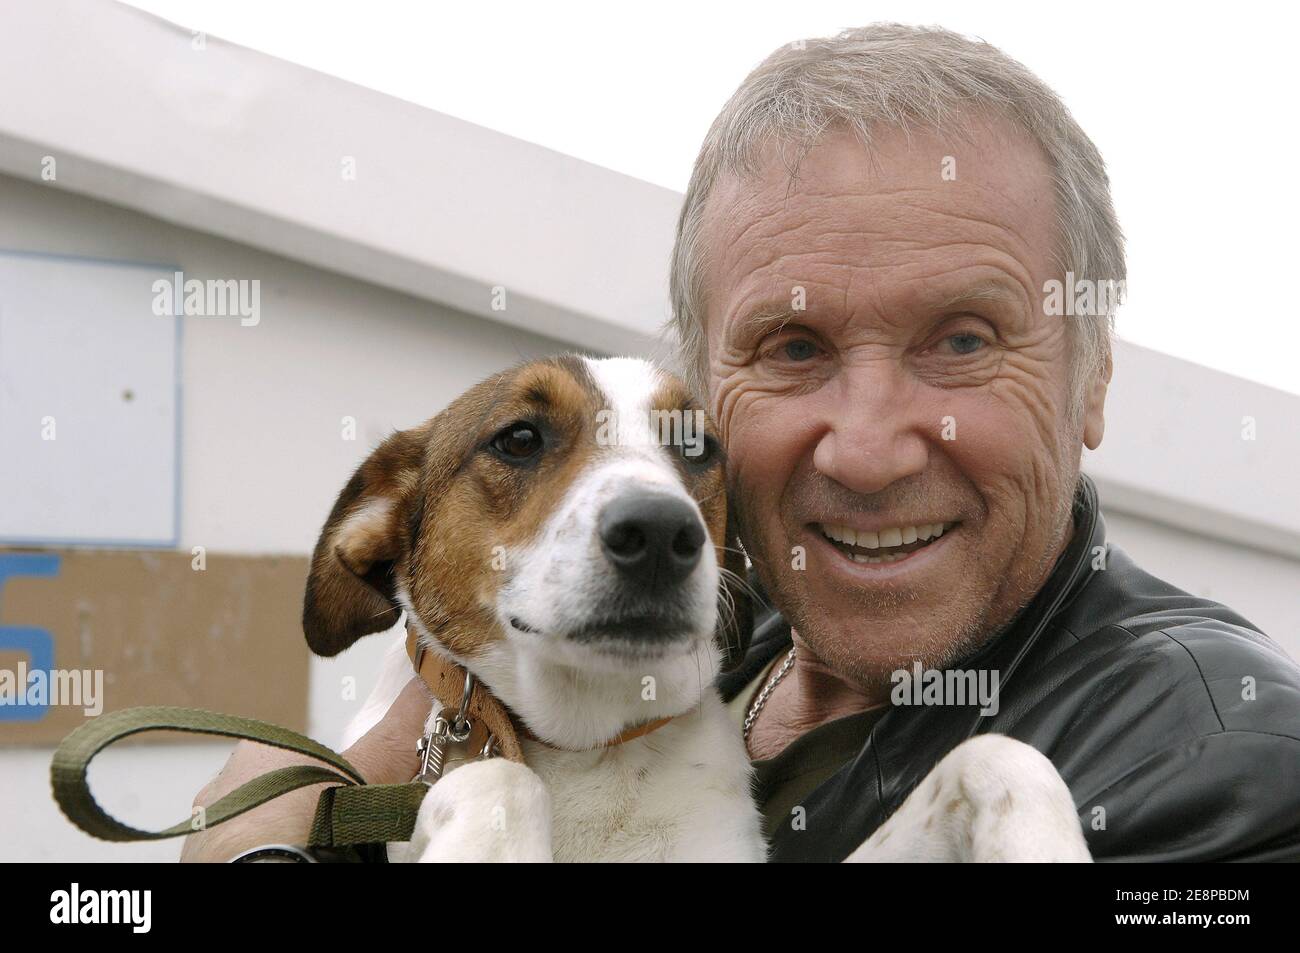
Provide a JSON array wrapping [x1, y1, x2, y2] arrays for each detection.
[[715, 499, 754, 672], [302, 427, 426, 657], [1082, 349, 1112, 450]]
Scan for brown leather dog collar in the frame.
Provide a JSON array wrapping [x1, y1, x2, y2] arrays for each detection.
[[404, 627, 675, 759]]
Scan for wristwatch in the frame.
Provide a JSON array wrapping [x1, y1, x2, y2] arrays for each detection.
[[230, 843, 385, 863]]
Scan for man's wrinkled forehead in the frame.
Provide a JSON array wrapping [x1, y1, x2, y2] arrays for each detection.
[[700, 120, 1060, 329]]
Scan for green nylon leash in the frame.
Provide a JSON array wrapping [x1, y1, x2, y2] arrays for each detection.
[[50, 706, 428, 854]]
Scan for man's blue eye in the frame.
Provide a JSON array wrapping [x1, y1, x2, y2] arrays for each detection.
[[948, 333, 984, 355], [784, 339, 818, 361]]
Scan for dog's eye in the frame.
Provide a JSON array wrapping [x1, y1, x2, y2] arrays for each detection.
[[681, 433, 719, 468], [491, 422, 543, 460]]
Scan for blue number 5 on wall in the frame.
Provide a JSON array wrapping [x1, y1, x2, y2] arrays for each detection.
[[0, 553, 60, 721]]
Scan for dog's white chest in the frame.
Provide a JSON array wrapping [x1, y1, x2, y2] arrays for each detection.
[[526, 697, 765, 863]]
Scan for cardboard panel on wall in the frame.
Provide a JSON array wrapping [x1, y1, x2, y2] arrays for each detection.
[[0, 548, 311, 744]]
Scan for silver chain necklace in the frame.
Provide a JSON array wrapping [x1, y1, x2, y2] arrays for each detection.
[[742, 645, 797, 741]]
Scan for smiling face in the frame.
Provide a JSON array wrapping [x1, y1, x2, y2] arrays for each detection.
[[702, 121, 1107, 690], [303, 356, 750, 748]]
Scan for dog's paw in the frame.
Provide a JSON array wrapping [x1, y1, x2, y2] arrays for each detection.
[[848, 734, 1091, 863], [401, 758, 553, 863], [945, 735, 1091, 862]]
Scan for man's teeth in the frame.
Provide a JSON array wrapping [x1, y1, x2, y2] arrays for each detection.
[[819, 521, 952, 564], [821, 522, 947, 546]]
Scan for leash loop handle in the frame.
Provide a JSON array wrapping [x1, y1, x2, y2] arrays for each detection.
[[49, 705, 407, 846]]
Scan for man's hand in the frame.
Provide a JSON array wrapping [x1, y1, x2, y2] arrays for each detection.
[[180, 678, 433, 862]]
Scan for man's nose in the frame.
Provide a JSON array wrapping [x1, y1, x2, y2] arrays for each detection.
[[598, 493, 705, 590], [811, 367, 929, 495]]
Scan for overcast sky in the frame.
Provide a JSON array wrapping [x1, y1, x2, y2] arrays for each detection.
[[122, 0, 1299, 396]]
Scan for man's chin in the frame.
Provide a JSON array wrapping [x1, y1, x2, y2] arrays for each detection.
[[808, 614, 985, 679], [765, 565, 1001, 690]]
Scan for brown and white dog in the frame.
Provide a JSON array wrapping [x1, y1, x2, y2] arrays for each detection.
[[302, 355, 1090, 862]]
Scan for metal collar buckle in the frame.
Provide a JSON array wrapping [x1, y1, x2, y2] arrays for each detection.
[[414, 666, 498, 785]]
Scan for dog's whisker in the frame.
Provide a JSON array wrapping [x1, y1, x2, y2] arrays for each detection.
[[719, 566, 767, 608]]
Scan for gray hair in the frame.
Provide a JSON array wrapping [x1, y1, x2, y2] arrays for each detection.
[[668, 23, 1124, 414]]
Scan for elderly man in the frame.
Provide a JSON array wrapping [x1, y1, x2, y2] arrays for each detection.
[[671, 24, 1300, 862]]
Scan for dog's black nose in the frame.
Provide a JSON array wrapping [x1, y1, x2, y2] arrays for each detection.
[[599, 494, 706, 588]]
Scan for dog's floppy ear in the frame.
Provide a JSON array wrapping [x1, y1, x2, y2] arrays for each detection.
[[302, 426, 427, 657], [715, 499, 754, 672]]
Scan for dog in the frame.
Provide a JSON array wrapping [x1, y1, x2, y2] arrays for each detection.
[[302, 354, 1090, 862]]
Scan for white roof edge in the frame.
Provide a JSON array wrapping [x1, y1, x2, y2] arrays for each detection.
[[0, 0, 679, 356], [2, 1, 1296, 559]]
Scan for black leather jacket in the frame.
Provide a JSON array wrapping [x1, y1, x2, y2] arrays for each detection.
[[718, 475, 1300, 862]]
